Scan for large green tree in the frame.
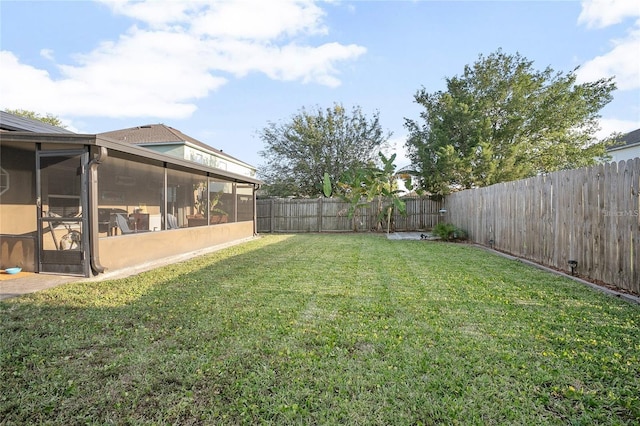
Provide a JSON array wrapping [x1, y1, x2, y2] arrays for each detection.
[[4, 108, 67, 129], [258, 103, 390, 197], [404, 50, 616, 195]]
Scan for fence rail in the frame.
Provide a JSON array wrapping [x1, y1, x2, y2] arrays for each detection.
[[444, 158, 640, 295], [257, 197, 443, 233]]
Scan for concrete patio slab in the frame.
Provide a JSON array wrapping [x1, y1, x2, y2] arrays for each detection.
[[386, 232, 437, 240], [0, 236, 258, 300]]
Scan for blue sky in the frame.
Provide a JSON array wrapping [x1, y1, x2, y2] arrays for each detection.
[[1, 0, 639, 170]]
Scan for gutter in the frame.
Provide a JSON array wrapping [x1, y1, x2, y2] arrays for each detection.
[[88, 147, 108, 274], [253, 183, 260, 236]]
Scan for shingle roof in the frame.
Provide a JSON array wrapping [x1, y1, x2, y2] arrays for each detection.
[[0, 111, 75, 134], [98, 124, 247, 165], [99, 124, 208, 148], [609, 128, 640, 150]]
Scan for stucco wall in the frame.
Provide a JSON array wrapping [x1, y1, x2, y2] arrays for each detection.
[[98, 221, 254, 272], [1, 235, 36, 271], [0, 204, 37, 235]]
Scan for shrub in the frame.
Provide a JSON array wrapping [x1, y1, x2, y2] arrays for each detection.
[[433, 222, 467, 241]]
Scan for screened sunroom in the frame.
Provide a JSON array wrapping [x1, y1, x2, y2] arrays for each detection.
[[0, 132, 261, 277]]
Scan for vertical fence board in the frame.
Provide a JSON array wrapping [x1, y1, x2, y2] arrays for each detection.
[[582, 166, 595, 279], [631, 158, 640, 294], [605, 162, 618, 286], [619, 159, 636, 292], [619, 161, 630, 291], [592, 164, 605, 283], [632, 158, 640, 294]]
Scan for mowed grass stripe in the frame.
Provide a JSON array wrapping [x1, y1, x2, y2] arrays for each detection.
[[1, 234, 638, 425]]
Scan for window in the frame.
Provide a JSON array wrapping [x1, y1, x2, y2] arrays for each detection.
[[237, 183, 254, 222], [0, 167, 8, 196], [97, 152, 255, 234], [167, 168, 207, 228], [209, 178, 233, 224], [98, 154, 164, 235]]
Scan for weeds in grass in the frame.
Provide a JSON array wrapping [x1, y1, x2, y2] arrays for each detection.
[[1, 234, 638, 424]]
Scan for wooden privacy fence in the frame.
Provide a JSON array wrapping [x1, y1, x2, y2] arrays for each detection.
[[444, 158, 640, 295], [257, 197, 443, 233]]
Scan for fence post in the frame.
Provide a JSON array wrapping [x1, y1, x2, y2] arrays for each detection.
[[270, 198, 275, 233]]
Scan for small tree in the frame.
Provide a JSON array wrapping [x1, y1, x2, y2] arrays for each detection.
[[258, 103, 391, 197], [367, 152, 408, 233], [336, 167, 371, 232], [336, 152, 410, 233]]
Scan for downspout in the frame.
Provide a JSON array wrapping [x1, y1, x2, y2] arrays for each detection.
[[89, 147, 108, 274], [253, 183, 260, 236]]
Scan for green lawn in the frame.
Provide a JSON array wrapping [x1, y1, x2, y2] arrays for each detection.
[[1, 234, 638, 425]]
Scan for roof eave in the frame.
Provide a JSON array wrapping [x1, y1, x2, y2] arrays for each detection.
[[608, 141, 640, 152], [0, 132, 262, 185]]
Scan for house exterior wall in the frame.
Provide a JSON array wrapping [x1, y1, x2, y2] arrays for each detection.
[[608, 145, 640, 163], [98, 221, 254, 271], [1, 235, 36, 272], [0, 202, 37, 271], [0, 196, 37, 235]]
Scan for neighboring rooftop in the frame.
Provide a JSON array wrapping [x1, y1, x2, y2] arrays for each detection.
[[608, 128, 640, 151], [102, 124, 220, 155], [0, 110, 75, 134], [99, 123, 251, 168], [100, 123, 206, 148]]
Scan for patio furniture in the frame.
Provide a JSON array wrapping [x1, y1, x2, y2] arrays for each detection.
[[167, 213, 179, 229], [114, 214, 135, 234]]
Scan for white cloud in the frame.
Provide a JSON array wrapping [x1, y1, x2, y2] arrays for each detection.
[[577, 1, 640, 90], [190, 0, 328, 39], [1, 0, 365, 118], [260, 42, 366, 87], [0, 51, 59, 113], [576, 26, 640, 90], [578, 0, 640, 29], [40, 49, 55, 60], [99, 0, 201, 28], [384, 135, 411, 169], [101, 0, 329, 38], [596, 117, 640, 138]]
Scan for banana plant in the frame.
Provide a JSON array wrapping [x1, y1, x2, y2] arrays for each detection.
[[335, 152, 411, 233], [336, 167, 371, 231], [322, 172, 332, 198], [366, 152, 408, 233]]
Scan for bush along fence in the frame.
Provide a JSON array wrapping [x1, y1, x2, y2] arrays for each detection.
[[256, 197, 443, 233], [444, 158, 640, 295]]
